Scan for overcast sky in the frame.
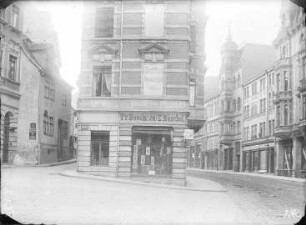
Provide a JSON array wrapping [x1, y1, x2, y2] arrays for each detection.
[[33, 0, 282, 88]]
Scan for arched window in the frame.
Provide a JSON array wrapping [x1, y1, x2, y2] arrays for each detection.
[[44, 110, 49, 135]]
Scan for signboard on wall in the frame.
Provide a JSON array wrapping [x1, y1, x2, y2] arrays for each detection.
[[29, 123, 36, 140]]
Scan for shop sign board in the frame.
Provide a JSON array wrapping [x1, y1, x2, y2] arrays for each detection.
[[120, 112, 186, 123]]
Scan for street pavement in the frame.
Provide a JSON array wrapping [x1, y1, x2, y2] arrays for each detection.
[[2, 163, 252, 225], [2, 164, 304, 225], [188, 169, 306, 225]]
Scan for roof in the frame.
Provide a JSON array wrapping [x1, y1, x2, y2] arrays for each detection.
[[239, 43, 276, 85], [26, 42, 52, 51], [204, 76, 220, 101]]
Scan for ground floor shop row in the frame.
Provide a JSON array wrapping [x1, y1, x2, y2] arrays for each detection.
[[188, 137, 306, 178], [76, 111, 191, 186]]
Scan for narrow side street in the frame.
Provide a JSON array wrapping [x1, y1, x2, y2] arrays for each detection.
[[1, 164, 252, 225], [188, 169, 305, 225]]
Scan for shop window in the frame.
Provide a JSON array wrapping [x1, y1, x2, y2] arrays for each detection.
[[93, 66, 111, 97], [91, 131, 110, 166], [8, 55, 17, 81], [143, 63, 164, 96], [283, 145, 293, 170], [144, 4, 164, 37], [95, 8, 114, 38], [131, 127, 173, 176]]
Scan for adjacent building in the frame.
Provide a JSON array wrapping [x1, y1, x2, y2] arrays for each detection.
[[273, 0, 306, 178], [0, 3, 74, 165], [0, 2, 23, 163], [77, 0, 206, 186]]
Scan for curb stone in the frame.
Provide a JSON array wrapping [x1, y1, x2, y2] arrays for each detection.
[[59, 170, 227, 193]]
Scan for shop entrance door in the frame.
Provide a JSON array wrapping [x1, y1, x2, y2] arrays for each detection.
[[131, 127, 173, 176]]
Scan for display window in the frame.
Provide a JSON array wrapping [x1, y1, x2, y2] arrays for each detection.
[[131, 127, 173, 176]]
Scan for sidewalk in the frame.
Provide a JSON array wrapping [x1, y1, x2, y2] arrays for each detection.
[[59, 169, 227, 192], [1, 158, 76, 169], [187, 168, 306, 183]]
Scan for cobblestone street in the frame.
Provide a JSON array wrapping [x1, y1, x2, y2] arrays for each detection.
[[2, 164, 252, 225], [188, 169, 306, 225]]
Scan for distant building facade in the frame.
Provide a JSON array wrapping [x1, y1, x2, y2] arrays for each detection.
[[77, 0, 206, 186]]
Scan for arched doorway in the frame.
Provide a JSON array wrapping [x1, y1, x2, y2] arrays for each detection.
[[3, 112, 12, 163]]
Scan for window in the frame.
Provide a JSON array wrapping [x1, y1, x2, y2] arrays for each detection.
[[8, 55, 17, 81], [62, 93, 67, 106], [276, 73, 280, 91], [49, 117, 54, 136], [276, 105, 281, 126], [143, 63, 164, 96], [189, 82, 196, 107], [284, 71, 289, 91], [11, 5, 20, 28], [251, 103, 258, 116], [44, 111, 49, 135], [284, 103, 288, 125], [144, 4, 164, 37], [237, 98, 241, 111], [252, 82, 257, 95], [44, 79, 55, 101], [237, 121, 241, 133], [260, 78, 266, 91], [91, 131, 110, 166], [63, 121, 68, 139], [232, 99, 236, 112], [95, 8, 114, 38], [93, 66, 112, 97]]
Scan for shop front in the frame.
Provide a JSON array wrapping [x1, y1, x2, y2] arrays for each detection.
[[131, 126, 173, 176], [242, 142, 275, 173]]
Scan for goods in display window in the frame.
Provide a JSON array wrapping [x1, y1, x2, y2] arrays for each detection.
[[131, 127, 173, 176]]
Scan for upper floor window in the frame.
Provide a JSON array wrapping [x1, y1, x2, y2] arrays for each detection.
[[43, 110, 54, 137], [237, 98, 241, 111], [284, 71, 290, 91], [280, 45, 287, 58], [252, 82, 257, 95], [8, 55, 17, 81], [44, 79, 55, 101], [93, 66, 111, 97], [143, 63, 164, 96], [95, 8, 114, 38], [276, 73, 280, 91], [189, 81, 196, 107], [144, 4, 164, 37], [300, 33, 305, 51], [11, 5, 20, 29], [0, 9, 5, 20], [62, 93, 67, 106]]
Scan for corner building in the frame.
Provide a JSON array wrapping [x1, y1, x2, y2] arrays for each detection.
[[77, 0, 206, 186]]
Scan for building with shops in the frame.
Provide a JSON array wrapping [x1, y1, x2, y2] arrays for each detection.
[[273, 0, 306, 178], [0, 2, 23, 164], [77, 0, 206, 186], [190, 35, 276, 173], [242, 67, 276, 174]]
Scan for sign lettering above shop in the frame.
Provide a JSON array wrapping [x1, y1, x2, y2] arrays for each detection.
[[119, 112, 186, 122]]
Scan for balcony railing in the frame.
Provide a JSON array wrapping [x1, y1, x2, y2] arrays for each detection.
[[274, 125, 292, 138], [297, 77, 306, 93], [0, 76, 20, 91], [294, 170, 306, 179]]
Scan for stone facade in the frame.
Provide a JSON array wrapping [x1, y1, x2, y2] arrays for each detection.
[[77, 0, 206, 186]]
